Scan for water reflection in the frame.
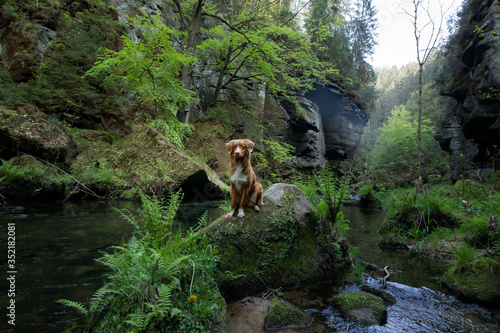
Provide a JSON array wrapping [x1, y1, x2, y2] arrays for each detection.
[[343, 205, 447, 291]]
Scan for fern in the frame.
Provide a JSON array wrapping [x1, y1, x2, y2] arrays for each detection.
[[58, 191, 225, 331]]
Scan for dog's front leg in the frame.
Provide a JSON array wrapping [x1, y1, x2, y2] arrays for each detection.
[[237, 191, 249, 218], [224, 187, 239, 218]]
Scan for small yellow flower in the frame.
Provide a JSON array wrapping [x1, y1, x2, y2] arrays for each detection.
[[123, 243, 127, 247], [188, 295, 197, 302]]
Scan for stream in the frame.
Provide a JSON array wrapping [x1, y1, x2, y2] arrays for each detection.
[[0, 201, 499, 332]]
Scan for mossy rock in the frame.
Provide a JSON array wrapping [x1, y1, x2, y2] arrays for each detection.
[[200, 183, 351, 301], [332, 291, 387, 326], [442, 257, 500, 304], [71, 125, 227, 198], [360, 285, 397, 306], [264, 297, 312, 330], [0, 108, 78, 168]]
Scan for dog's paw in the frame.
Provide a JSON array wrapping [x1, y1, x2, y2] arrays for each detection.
[[254, 205, 260, 212], [224, 211, 234, 218], [237, 209, 245, 218]]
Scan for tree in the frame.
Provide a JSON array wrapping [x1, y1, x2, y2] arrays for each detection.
[[402, 0, 454, 182], [85, 13, 195, 147], [350, 0, 378, 84], [172, 0, 337, 117]]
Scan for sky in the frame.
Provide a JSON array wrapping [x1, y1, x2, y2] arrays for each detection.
[[371, 0, 462, 68]]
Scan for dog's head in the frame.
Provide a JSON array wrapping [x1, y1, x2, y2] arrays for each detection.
[[226, 139, 254, 159]]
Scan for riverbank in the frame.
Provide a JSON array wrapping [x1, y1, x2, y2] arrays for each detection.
[[374, 180, 500, 305]]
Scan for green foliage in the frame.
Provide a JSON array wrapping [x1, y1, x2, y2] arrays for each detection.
[[368, 104, 448, 187], [351, 260, 366, 285], [85, 11, 194, 142], [293, 166, 351, 237], [263, 139, 296, 164], [58, 192, 225, 332], [148, 116, 194, 149], [202, 105, 232, 130], [474, 24, 500, 44], [30, 3, 124, 115], [0, 157, 72, 192], [379, 181, 500, 258], [315, 167, 351, 227], [71, 156, 127, 194], [195, 1, 338, 108]]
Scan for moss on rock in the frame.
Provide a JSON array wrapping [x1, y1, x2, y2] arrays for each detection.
[[442, 257, 500, 304], [264, 297, 312, 330], [332, 291, 387, 326], [70, 125, 227, 198]]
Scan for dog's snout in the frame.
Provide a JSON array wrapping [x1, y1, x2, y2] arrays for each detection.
[[234, 146, 243, 156]]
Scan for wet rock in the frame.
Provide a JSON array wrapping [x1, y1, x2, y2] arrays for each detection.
[[264, 297, 312, 330], [360, 285, 397, 306], [332, 291, 387, 326]]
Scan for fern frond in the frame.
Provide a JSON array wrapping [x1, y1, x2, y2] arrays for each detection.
[[56, 299, 89, 316], [124, 310, 149, 330], [89, 285, 115, 312]]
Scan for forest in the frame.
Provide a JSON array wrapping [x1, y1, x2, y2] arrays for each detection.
[[0, 0, 499, 331]]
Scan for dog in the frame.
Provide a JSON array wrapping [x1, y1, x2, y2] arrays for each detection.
[[224, 139, 263, 218]]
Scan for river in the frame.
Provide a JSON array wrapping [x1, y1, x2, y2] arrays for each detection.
[[0, 201, 499, 332]]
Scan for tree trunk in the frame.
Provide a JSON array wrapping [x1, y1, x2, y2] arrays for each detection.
[[176, 0, 204, 124], [417, 62, 423, 182]]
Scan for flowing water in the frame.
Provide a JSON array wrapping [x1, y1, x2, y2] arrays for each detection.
[[0, 201, 499, 332]]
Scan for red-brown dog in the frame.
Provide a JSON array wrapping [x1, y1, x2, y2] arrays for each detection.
[[224, 139, 263, 218]]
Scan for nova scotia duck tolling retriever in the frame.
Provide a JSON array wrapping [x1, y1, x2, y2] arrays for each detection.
[[224, 139, 263, 218]]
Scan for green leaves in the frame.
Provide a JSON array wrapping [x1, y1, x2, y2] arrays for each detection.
[[86, 13, 195, 114], [195, 2, 338, 108], [84, 12, 195, 147]]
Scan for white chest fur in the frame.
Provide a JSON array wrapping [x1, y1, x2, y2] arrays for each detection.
[[231, 164, 248, 192]]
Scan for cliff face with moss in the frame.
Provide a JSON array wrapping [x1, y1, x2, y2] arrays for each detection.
[[435, 0, 500, 181]]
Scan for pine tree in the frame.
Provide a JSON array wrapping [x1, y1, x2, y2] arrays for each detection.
[[350, 0, 378, 84]]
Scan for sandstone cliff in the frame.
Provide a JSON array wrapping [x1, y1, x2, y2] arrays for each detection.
[[435, 0, 500, 181]]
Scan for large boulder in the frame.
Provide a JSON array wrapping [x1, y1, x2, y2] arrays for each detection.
[[200, 183, 351, 301], [70, 124, 227, 199], [0, 105, 78, 169], [332, 291, 387, 326]]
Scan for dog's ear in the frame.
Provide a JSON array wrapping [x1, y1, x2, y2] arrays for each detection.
[[226, 140, 234, 152], [244, 139, 255, 152]]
